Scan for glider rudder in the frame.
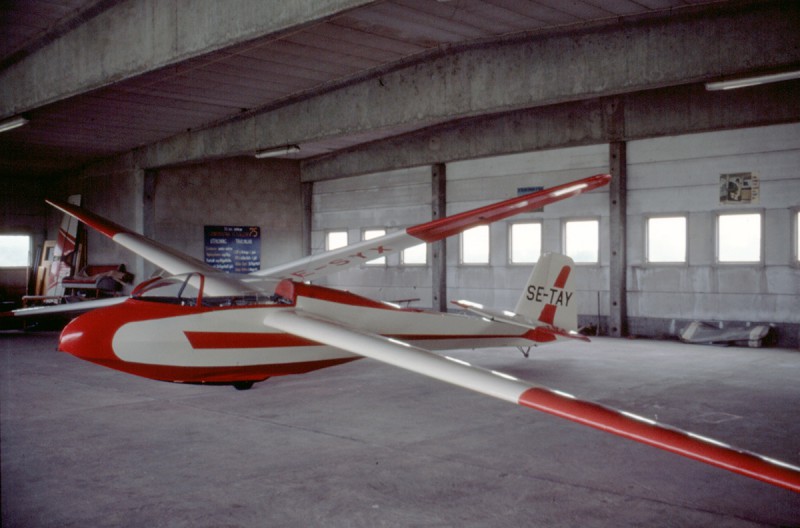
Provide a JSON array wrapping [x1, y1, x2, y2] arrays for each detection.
[[515, 252, 578, 333]]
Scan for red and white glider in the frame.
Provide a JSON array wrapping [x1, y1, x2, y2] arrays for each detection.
[[6, 173, 800, 493]]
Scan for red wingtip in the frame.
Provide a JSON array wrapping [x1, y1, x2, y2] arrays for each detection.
[[407, 173, 610, 243], [518, 387, 800, 493]]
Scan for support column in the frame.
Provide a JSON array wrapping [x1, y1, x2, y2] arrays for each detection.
[[431, 163, 447, 312], [608, 141, 627, 337], [142, 170, 156, 239], [301, 181, 313, 257], [141, 169, 157, 281]]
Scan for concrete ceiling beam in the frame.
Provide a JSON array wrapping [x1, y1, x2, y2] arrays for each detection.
[[301, 81, 800, 181], [0, 0, 377, 119], [136, 2, 800, 171]]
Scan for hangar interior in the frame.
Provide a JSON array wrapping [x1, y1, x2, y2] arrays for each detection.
[[1, 0, 799, 345], [1, 0, 799, 526]]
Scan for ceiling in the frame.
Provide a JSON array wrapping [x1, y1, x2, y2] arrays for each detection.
[[0, 0, 736, 180]]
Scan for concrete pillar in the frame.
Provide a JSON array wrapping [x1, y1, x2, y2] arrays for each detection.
[[609, 141, 627, 337], [140, 169, 157, 281], [431, 163, 447, 312], [302, 181, 313, 258]]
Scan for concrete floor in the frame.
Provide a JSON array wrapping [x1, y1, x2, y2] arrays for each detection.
[[1, 331, 798, 527]]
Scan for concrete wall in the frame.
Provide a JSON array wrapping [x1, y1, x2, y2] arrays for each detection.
[[0, 175, 54, 302], [0, 268, 29, 306], [59, 155, 145, 286], [153, 158, 304, 275], [50, 156, 304, 290]]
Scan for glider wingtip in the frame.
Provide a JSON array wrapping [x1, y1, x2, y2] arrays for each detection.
[[45, 198, 125, 239], [584, 172, 612, 187], [45, 198, 67, 209]]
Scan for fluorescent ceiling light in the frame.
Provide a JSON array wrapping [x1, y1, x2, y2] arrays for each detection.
[[255, 145, 300, 159], [705, 70, 800, 91], [0, 116, 28, 133]]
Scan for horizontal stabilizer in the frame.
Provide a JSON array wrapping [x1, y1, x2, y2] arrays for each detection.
[[452, 300, 589, 342]]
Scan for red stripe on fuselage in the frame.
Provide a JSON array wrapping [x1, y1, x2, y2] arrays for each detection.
[[185, 331, 319, 349], [184, 330, 553, 350]]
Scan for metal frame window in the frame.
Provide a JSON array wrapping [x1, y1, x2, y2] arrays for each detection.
[[401, 243, 427, 266], [716, 211, 762, 263], [460, 225, 490, 264], [325, 230, 348, 251], [564, 219, 599, 264], [646, 215, 687, 264], [0, 235, 31, 268], [509, 222, 542, 264]]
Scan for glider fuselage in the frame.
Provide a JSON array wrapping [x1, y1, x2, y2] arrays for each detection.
[[58, 278, 547, 386]]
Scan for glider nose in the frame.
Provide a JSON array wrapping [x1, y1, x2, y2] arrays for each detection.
[[59, 311, 117, 364], [59, 317, 86, 356]]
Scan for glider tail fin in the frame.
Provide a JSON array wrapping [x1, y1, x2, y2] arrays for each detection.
[[514, 253, 578, 333]]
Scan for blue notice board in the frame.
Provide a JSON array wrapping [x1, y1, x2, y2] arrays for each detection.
[[204, 225, 261, 273], [517, 186, 544, 212]]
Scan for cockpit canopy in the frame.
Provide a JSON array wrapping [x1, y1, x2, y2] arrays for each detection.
[[131, 272, 285, 307]]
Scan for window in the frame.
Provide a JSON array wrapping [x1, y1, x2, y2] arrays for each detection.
[[509, 222, 541, 264], [461, 225, 489, 264], [718, 212, 761, 263], [363, 229, 386, 265], [565, 219, 599, 264], [0, 235, 31, 267], [326, 231, 348, 251], [647, 216, 687, 263], [402, 243, 427, 265]]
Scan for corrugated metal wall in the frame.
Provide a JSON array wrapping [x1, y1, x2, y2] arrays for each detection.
[[313, 166, 433, 305], [627, 123, 800, 338], [313, 123, 800, 343]]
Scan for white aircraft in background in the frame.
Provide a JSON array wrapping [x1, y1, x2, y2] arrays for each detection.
[[3, 173, 799, 493]]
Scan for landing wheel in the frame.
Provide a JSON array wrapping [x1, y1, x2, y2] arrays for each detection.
[[233, 381, 254, 391]]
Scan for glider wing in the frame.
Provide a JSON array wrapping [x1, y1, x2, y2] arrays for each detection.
[[251, 173, 610, 281], [264, 308, 800, 493], [45, 199, 219, 277], [0, 296, 128, 328], [46, 174, 609, 285]]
